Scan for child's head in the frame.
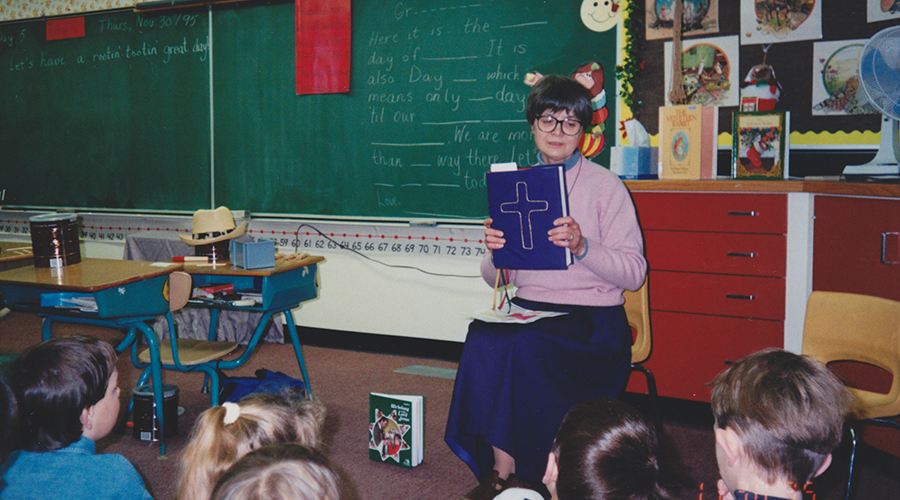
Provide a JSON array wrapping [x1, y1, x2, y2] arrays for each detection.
[[210, 443, 340, 500], [709, 348, 852, 492], [544, 397, 675, 500], [8, 335, 119, 452], [177, 392, 326, 500]]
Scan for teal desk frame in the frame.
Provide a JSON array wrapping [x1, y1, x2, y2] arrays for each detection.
[[133, 257, 323, 404]]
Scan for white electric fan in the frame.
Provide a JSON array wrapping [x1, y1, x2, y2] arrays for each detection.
[[843, 25, 900, 177]]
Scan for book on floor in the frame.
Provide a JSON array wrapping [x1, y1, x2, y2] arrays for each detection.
[[486, 164, 571, 270], [658, 104, 718, 180], [368, 392, 423, 468]]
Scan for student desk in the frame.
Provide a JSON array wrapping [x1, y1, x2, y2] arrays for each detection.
[[0, 258, 182, 454], [124, 233, 281, 342], [0, 242, 33, 314], [0, 241, 33, 272], [180, 255, 323, 393]]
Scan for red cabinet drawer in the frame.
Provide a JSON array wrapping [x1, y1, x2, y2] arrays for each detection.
[[626, 311, 783, 401], [645, 230, 786, 276], [650, 271, 785, 320], [632, 192, 787, 234]]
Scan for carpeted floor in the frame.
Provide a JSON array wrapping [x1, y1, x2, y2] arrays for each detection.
[[1, 311, 897, 499]]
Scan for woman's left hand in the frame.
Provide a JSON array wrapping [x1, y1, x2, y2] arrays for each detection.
[[550, 216, 586, 258]]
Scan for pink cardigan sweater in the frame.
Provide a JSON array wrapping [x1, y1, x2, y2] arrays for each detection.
[[481, 155, 646, 307]]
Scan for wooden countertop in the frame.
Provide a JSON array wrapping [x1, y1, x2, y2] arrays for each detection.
[[623, 179, 900, 198]]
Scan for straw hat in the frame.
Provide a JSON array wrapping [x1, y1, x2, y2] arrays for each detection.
[[179, 207, 247, 245]]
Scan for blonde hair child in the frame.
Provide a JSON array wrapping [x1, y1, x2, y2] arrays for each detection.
[[176, 392, 326, 500], [210, 443, 340, 500]]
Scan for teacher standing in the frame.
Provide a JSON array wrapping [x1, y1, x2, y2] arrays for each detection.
[[445, 75, 647, 500]]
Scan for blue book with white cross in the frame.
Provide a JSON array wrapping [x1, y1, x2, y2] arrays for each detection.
[[486, 164, 572, 270]]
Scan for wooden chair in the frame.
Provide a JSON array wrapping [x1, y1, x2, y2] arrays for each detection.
[[623, 278, 661, 433], [802, 291, 900, 500], [134, 271, 239, 406]]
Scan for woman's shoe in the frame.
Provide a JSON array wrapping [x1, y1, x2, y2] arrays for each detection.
[[463, 470, 507, 500]]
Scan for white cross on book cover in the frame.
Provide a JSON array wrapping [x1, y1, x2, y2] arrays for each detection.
[[486, 164, 572, 270]]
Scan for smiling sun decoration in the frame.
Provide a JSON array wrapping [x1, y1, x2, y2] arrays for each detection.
[[581, 0, 621, 33]]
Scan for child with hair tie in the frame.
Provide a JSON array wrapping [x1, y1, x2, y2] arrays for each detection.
[[176, 392, 326, 500]]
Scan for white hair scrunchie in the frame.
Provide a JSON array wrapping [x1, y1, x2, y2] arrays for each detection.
[[222, 402, 241, 425]]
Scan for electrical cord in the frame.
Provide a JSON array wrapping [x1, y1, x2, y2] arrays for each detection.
[[292, 223, 482, 278]]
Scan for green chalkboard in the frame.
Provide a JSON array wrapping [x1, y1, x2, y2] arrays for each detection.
[[1, 1, 617, 219], [0, 9, 210, 210], [213, 0, 617, 219]]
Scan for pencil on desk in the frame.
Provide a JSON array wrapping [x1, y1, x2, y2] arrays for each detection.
[[276, 252, 310, 261], [173, 255, 211, 263]]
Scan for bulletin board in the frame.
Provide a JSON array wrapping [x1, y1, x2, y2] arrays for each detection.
[[629, 1, 887, 147]]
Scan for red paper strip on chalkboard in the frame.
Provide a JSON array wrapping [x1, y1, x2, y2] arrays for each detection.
[[295, 0, 351, 95], [46, 17, 85, 41]]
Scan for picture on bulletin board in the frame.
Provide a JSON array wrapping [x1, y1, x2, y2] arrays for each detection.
[[812, 40, 879, 116], [645, 0, 719, 40], [664, 35, 739, 107], [869, 0, 900, 23], [740, 0, 822, 45]]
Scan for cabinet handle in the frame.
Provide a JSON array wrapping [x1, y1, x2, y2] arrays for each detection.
[[883, 232, 899, 265], [727, 210, 758, 217], [727, 252, 756, 258], [726, 294, 755, 301]]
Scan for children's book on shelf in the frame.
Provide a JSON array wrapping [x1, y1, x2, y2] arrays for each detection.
[[731, 110, 789, 180], [486, 164, 571, 270], [658, 105, 718, 180], [368, 392, 423, 468]]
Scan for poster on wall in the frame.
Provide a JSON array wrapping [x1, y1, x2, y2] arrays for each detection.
[[740, 0, 822, 45], [295, 0, 351, 94], [645, 0, 719, 40], [869, 0, 900, 22], [811, 40, 878, 116], [664, 35, 740, 107]]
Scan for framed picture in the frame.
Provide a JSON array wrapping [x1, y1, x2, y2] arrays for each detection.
[[731, 110, 789, 179], [664, 35, 740, 107]]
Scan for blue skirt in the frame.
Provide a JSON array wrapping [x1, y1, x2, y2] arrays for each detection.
[[444, 298, 631, 486]]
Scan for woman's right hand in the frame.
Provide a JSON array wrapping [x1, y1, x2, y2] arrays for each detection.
[[483, 218, 506, 251]]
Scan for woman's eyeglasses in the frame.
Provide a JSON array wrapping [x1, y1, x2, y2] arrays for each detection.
[[534, 115, 583, 136]]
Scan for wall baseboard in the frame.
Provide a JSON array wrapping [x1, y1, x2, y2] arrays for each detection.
[[296, 326, 464, 362]]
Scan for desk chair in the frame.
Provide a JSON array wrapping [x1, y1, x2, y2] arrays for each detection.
[[802, 291, 900, 500], [132, 272, 239, 406], [623, 278, 661, 433]]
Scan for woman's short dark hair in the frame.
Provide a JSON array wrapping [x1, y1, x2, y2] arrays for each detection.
[[525, 74, 593, 128], [553, 398, 676, 500], [9, 335, 117, 452]]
